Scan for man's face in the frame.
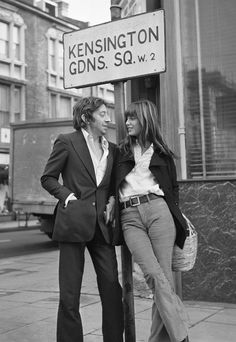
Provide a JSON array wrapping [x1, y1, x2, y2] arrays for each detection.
[[90, 104, 111, 136]]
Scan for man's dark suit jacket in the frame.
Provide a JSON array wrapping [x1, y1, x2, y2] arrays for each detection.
[[41, 129, 121, 245]]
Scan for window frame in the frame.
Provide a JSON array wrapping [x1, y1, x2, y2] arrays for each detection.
[[48, 90, 79, 119], [179, 0, 236, 180], [47, 28, 83, 118], [0, 82, 25, 125], [0, 10, 26, 80], [46, 28, 64, 89]]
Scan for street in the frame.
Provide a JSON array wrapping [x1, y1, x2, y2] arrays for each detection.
[[0, 229, 58, 259]]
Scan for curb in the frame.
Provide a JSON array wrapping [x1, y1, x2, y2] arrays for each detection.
[[0, 224, 41, 233]]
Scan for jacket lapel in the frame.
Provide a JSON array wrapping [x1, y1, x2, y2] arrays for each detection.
[[149, 150, 167, 167], [119, 150, 134, 164], [149, 150, 168, 186], [70, 130, 96, 184]]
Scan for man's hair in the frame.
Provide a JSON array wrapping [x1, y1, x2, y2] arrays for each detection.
[[73, 96, 107, 130]]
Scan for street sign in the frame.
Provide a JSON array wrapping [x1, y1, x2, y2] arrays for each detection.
[[63, 9, 165, 89]]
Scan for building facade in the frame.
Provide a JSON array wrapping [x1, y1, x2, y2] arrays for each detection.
[[118, 0, 236, 303], [0, 0, 115, 215]]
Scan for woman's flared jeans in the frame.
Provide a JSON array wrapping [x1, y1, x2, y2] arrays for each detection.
[[121, 197, 189, 342]]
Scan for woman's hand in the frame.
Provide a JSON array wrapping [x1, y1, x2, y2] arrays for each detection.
[[104, 196, 115, 224]]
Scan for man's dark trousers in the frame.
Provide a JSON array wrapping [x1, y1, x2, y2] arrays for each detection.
[[57, 228, 124, 342]]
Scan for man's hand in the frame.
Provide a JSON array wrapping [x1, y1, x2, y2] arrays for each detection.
[[64, 193, 77, 207], [104, 196, 115, 224], [69, 194, 77, 201]]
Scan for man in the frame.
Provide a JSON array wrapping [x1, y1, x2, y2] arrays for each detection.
[[41, 96, 124, 342]]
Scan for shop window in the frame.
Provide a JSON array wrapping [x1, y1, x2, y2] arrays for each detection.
[[181, 0, 236, 178]]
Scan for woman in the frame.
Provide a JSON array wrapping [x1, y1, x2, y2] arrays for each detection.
[[115, 100, 190, 342]]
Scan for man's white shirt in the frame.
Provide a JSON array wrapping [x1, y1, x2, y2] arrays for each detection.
[[65, 129, 109, 206]]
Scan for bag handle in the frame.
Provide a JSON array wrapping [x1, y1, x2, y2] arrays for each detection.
[[182, 213, 196, 237]]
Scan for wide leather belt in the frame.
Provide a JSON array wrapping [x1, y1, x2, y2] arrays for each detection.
[[120, 193, 162, 210]]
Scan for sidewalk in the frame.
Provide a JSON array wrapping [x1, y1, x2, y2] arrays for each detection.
[[0, 222, 236, 341]]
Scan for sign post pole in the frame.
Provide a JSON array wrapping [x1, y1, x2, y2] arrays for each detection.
[[110, 2, 136, 342]]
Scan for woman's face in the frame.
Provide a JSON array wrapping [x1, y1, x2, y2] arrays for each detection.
[[126, 115, 142, 137]]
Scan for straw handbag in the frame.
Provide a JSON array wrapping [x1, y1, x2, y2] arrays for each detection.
[[172, 214, 198, 272]]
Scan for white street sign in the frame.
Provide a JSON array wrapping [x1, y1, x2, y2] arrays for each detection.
[[63, 9, 166, 89]]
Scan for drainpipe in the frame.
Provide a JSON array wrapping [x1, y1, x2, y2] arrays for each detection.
[[174, 0, 187, 179]]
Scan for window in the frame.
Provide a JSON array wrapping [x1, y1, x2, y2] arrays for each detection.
[[58, 41, 63, 76], [45, 2, 57, 16], [0, 83, 23, 126], [49, 92, 77, 119], [50, 93, 57, 118], [180, 0, 236, 178], [107, 103, 115, 124], [0, 84, 10, 127], [0, 22, 9, 59], [47, 28, 81, 117], [0, 10, 25, 150], [14, 87, 21, 122], [59, 96, 71, 118], [0, 12, 25, 80], [47, 28, 83, 94], [13, 26, 20, 61], [36, 0, 58, 16], [49, 38, 56, 72], [47, 29, 64, 89]]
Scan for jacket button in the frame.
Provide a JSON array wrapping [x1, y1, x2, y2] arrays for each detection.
[[92, 202, 95, 206]]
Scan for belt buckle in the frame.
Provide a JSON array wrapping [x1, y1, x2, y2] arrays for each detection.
[[129, 196, 140, 207]]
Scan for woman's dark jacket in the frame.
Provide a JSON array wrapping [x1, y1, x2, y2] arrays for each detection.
[[114, 147, 188, 249]]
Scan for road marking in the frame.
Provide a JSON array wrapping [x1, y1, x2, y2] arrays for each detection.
[[0, 239, 11, 243]]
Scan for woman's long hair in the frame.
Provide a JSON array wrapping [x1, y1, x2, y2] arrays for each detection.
[[120, 100, 175, 157]]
